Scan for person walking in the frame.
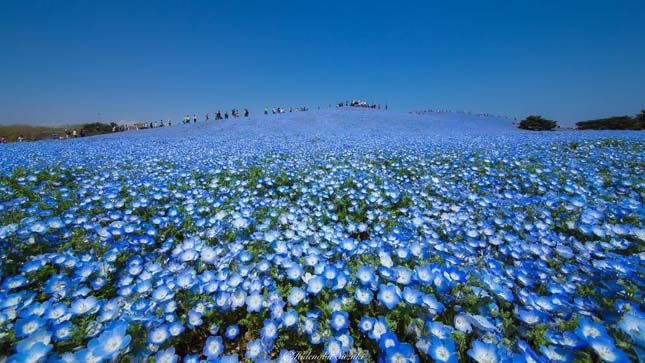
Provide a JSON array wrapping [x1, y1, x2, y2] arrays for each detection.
[[193, 114, 197, 123], [73, 129, 78, 138], [244, 108, 249, 117], [205, 112, 209, 121], [264, 107, 268, 115]]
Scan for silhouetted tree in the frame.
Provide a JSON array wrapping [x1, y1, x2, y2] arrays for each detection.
[[518, 115, 557, 131]]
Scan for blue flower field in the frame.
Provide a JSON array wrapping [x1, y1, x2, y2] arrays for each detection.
[[0, 109, 643, 363]]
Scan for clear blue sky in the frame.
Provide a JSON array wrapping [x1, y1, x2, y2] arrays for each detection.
[[1, 0, 644, 125]]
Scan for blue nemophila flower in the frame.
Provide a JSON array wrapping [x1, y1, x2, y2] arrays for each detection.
[[382, 342, 419, 363], [203, 336, 224, 360], [379, 332, 399, 350], [454, 313, 473, 333], [245, 339, 265, 360], [368, 316, 390, 341], [288, 287, 306, 306], [14, 328, 52, 353], [260, 319, 279, 342], [402, 287, 423, 305], [576, 317, 609, 341], [14, 317, 45, 338], [354, 285, 373, 305], [428, 337, 458, 363], [617, 310, 645, 347], [468, 340, 499, 363], [92, 321, 131, 360], [539, 345, 574, 362], [220, 354, 239, 363], [466, 314, 498, 332], [287, 264, 304, 281], [187, 309, 203, 328], [427, 321, 453, 339], [277, 349, 297, 363], [154, 347, 178, 363], [325, 337, 344, 363], [330, 310, 349, 331], [2, 275, 27, 290], [70, 296, 98, 316], [517, 308, 543, 325], [225, 324, 240, 340], [168, 321, 185, 337], [307, 275, 325, 295], [148, 324, 170, 345], [246, 292, 265, 312], [52, 321, 73, 341], [359, 317, 376, 333], [283, 309, 299, 328], [589, 337, 631, 363], [377, 283, 401, 310], [356, 265, 377, 285], [9, 342, 52, 363]]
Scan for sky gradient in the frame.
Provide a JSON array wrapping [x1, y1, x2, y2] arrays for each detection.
[[1, 0, 644, 125]]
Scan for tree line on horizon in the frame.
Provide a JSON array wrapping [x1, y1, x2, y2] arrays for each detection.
[[0, 122, 117, 142], [518, 110, 645, 131]]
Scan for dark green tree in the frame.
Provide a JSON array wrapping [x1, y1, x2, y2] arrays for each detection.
[[518, 115, 557, 131], [636, 110, 645, 127]]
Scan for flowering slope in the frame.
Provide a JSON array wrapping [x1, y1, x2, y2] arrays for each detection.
[[0, 109, 644, 363]]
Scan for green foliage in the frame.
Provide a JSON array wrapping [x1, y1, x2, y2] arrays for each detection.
[[518, 115, 558, 131], [576, 115, 644, 130], [0, 122, 117, 142]]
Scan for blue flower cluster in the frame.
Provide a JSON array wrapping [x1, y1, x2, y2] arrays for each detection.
[[0, 110, 643, 362]]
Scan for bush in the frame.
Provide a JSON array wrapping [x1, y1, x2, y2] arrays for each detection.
[[576, 116, 643, 130], [518, 115, 557, 131], [636, 110, 645, 124]]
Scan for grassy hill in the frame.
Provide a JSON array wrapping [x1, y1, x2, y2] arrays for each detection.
[[0, 122, 115, 142]]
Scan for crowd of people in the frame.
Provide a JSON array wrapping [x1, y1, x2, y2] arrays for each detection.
[[337, 100, 386, 110]]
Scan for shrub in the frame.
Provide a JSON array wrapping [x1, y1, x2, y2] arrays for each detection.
[[518, 115, 557, 131], [576, 116, 643, 130]]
